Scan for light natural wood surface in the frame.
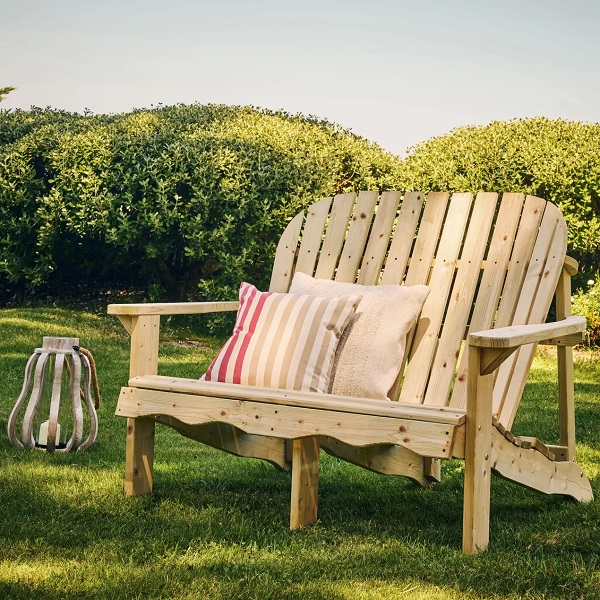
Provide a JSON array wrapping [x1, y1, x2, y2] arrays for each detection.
[[109, 190, 593, 554], [335, 191, 379, 282], [295, 197, 332, 276], [401, 192, 473, 404], [290, 437, 319, 528], [129, 375, 466, 425], [107, 301, 239, 316], [468, 316, 586, 349], [270, 211, 304, 292], [117, 387, 458, 458], [424, 192, 496, 405], [314, 193, 356, 280], [357, 191, 401, 285], [491, 429, 593, 502], [462, 345, 494, 554]]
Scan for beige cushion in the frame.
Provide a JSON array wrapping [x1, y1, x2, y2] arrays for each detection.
[[289, 272, 430, 399], [202, 282, 361, 393]]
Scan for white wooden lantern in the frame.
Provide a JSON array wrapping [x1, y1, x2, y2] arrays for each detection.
[[7, 336, 98, 452]]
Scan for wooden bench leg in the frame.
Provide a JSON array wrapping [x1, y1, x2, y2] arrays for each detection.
[[124, 417, 155, 496], [423, 457, 442, 483], [463, 345, 493, 554], [290, 437, 319, 529]]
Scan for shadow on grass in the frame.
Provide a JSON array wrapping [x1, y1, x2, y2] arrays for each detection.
[[1, 429, 599, 599], [1, 308, 599, 598]]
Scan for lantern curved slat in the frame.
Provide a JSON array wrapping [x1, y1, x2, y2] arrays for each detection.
[[65, 351, 84, 452], [47, 352, 65, 452], [7, 352, 41, 448], [78, 352, 98, 451], [21, 351, 51, 448]]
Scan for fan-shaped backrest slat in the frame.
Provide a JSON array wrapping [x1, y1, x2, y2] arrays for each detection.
[[314, 193, 356, 280], [357, 191, 401, 285], [335, 191, 379, 282], [449, 192, 526, 409], [379, 192, 425, 285], [270, 211, 304, 293], [423, 192, 497, 406], [494, 201, 567, 427], [399, 193, 473, 404], [295, 197, 332, 276], [404, 192, 450, 287]]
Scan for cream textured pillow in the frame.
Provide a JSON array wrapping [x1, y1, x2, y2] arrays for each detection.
[[289, 272, 430, 400], [202, 282, 361, 393]]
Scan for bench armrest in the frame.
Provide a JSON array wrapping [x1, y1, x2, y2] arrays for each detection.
[[468, 316, 585, 350], [107, 301, 239, 316]]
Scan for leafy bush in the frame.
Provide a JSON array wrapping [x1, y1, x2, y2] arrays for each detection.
[[0, 105, 403, 306], [398, 117, 600, 280], [572, 278, 600, 347]]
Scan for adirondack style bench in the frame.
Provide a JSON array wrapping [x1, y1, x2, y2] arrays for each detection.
[[108, 191, 593, 553]]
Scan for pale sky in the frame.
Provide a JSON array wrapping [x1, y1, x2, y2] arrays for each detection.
[[1, 0, 599, 155]]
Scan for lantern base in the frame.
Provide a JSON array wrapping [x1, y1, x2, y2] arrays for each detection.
[[35, 442, 68, 451]]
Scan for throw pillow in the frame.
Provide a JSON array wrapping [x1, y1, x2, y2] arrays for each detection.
[[202, 282, 361, 393], [289, 272, 430, 400]]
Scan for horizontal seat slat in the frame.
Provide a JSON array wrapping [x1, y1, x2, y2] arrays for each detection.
[[129, 375, 466, 425], [118, 387, 460, 458]]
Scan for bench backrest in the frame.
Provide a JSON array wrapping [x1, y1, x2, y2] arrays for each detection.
[[269, 192, 568, 429]]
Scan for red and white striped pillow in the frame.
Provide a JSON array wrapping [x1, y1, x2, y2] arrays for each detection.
[[202, 282, 361, 393]]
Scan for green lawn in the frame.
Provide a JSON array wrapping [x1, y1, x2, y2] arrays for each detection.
[[0, 307, 598, 600]]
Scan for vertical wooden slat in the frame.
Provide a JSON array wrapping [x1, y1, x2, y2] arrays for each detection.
[[270, 211, 304, 293], [462, 344, 493, 554], [335, 191, 379, 283], [400, 192, 473, 404], [493, 195, 547, 329], [556, 264, 577, 461], [496, 203, 567, 427], [357, 191, 401, 285], [314, 193, 356, 280], [404, 192, 450, 287], [424, 192, 497, 406], [450, 193, 526, 409], [380, 192, 425, 285], [124, 314, 160, 496], [390, 192, 449, 402], [295, 197, 332, 276], [290, 437, 320, 528]]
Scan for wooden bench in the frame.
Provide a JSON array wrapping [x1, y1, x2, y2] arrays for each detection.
[[108, 191, 593, 553]]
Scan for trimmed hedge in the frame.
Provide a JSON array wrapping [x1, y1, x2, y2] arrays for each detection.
[[0, 105, 403, 304], [398, 117, 600, 279], [1, 109, 599, 328], [572, 279, 600, 347]]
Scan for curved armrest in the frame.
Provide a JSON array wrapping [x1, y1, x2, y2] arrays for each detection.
[[468, 316, 585, 349], [468, 316, 585, 376], [107, 301, 239, 316]]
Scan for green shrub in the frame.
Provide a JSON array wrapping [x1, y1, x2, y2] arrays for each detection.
[[572, 278, 600, 347], [0, 105, 403, 306], [398, 117, 600, 280]]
